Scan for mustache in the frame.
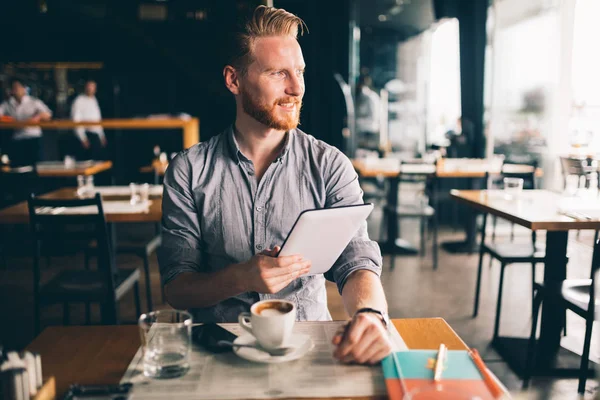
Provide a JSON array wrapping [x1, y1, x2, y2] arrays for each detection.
[[275, 97, 301, 106]]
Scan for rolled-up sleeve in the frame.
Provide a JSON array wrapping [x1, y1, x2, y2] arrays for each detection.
[[158, 152, 204, 286], [323, 150, 383, 294]]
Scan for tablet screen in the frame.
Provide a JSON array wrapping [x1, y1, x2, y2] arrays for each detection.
[[277, 203, 374, 275]]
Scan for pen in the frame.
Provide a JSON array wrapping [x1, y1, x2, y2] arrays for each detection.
[[433, 343, 447, 382], [391, 351, 409, 398], [469, 349, 504, 398]]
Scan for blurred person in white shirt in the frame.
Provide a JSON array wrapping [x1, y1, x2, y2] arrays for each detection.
[[70, 80, 107, 160], [0, 78, 52, 166]]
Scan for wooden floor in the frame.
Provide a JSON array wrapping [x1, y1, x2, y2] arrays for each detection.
[[0, 213, 598, 399]]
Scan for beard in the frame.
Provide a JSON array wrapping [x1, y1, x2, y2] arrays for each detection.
[[241, 87, 302, 131]]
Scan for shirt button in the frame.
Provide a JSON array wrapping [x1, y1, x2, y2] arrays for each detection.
[[256, 244, 263, 250], [248, 171, 254, 176], [256, 206, 263, 212]]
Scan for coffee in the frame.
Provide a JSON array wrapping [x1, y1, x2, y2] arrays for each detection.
[[259, 308, 286, 317], [239, 300, 296, 350], [254, 301, 293, 316]]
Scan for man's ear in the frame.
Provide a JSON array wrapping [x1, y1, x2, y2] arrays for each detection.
[[223, 65, 241, 95]]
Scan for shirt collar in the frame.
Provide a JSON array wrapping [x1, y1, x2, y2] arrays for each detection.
[[227, 125, 294, 164], [9, 95, 30, 107], [226, 125, 244, 164]]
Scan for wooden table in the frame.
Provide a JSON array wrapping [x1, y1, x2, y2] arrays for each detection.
[[0, 187, 162, 224], [39, 160, 112, 177], [451, 189, 600, 377], [351, 158, 542, 179], [352, 158, 543, 256], [26, 318, 468, 399], [1, 160, 113, 177], [0, 118, 199, 149]]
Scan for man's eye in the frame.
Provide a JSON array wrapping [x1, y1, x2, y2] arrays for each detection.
[[272, 71, 285, 77]]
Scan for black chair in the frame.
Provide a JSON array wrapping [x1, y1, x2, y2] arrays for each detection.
[[381, 161, 438, 270], [0, 164, 38, 208], [84, 225, 162, 312], [560, 156, 598, 190], [472, 167, 546, 341], [0, 164, 39, 269], [524, 237, 599, 394], [28, 193, 141, 334]]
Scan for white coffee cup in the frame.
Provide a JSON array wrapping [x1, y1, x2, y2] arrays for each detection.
[[238, 300, 296, 350]]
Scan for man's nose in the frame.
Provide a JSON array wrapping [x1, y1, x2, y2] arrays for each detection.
[[285, 74, 304, 97]]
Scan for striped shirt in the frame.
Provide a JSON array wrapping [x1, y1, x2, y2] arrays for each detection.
[[158, 126, 382, 323]]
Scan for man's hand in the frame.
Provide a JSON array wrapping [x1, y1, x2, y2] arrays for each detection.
[[100, 136, 107, 147], [236, 245, 311, 294], [81, 139, 91, 149], [30, 112, 51, 122], [332, 312, 393, 365]]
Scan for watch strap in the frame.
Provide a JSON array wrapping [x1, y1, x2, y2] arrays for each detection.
[[354, 307, 389, 328]]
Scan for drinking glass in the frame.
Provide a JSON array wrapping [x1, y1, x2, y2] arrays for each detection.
[[129, 183, 140, 205], [138, 310, 192, 379], [76, 175, 86, 197], [490, 154, 505, 172], [139, 183, 150, 204], [503, 177, 523, 200], [85, 175, 94, 191], [64, 155, 75, 168]]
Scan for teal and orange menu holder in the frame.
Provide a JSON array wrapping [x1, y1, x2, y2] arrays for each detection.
[[382, 350, 509, 399]]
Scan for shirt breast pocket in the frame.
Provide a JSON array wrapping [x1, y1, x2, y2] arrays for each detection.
[[270, 174, 322, 247]]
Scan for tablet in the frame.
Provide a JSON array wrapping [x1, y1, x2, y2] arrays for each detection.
[[278, 203, 374, 275]]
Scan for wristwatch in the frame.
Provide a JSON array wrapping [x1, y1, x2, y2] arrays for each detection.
[[354, 307, 390, 329]]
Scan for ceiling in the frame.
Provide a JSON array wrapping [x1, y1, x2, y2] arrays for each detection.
[[358, 0, 436, 39]]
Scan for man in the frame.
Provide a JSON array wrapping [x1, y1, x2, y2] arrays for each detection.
[[159, 6, 392, 365], [70, 80, 107, 160], [0, 78, 52, 166], [355, 74, 381, 151]]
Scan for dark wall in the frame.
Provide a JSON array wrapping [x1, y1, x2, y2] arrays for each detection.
[[1, 0, 353, 156], [435, 0, 488, 158], [277, 0, 352, 150], [359, 27, 403, 90]]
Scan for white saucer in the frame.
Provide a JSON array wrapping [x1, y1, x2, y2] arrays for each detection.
[[232, 333, 314, 364]]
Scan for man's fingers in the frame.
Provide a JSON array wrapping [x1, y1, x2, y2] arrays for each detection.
[[334, 318, 369, 359], [272, 254, 305, 268], [266, 260, 311, 278], [331, 323, 349, 345], [366, 344, 393, 365], [264, 262, 311, 292], [260, 249, 273, 256], [346, 325, 380, 363], [332, 334, 342, 346]]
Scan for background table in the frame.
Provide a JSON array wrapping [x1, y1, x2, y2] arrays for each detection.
[[2, 160, 113, 178], [352, 158, 542, 255], [26, 318, 467, 399], [451, 189, 600, 377], [0, 118, 199, 149], [0, 187, 162, 224], [37, 160, 113, 177]]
